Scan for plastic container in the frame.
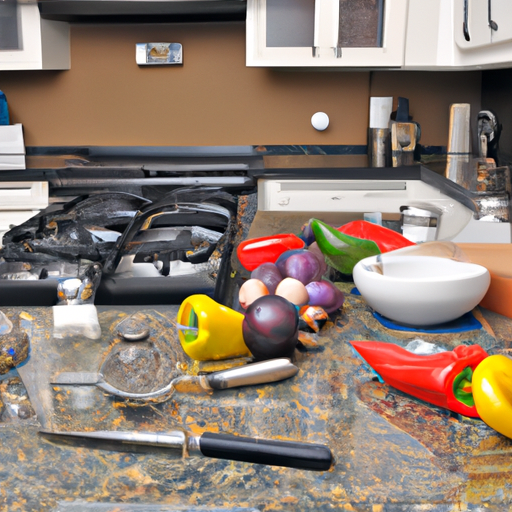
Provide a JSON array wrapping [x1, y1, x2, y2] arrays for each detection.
[[0, 91, 8, 126]]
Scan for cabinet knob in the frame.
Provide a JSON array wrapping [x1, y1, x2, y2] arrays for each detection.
[[311, 112, 329, 131]]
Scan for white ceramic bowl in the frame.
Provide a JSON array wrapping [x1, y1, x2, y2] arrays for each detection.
[[352, 255, 491, 326]]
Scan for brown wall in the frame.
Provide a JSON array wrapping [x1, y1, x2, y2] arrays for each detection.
[[0, 22, 482, 148]]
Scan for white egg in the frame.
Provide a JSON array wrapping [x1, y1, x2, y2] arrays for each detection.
[[275, 277, 309, 306], [239, 278, 269, 309]]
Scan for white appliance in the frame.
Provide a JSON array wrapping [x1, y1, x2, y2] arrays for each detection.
[[257, 166, 512, 244], [0, 124, 26, 170], [0, 181, 49, 246]]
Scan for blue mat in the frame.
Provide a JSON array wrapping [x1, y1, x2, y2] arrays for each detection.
[[351, 287, 482, 333]]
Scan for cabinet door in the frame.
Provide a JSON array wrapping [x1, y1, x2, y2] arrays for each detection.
[[491, 0, 512, 45], [451, 0, 512, 68], [246, 0, 408, 68], [453, 0, 512, 49], [454, 0, 491, 49], [0, 3, 69, 70]]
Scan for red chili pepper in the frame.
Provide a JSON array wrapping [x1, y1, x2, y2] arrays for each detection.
[[337, 220, 415, 253], [350, 341, 489, 417], [236, 233, 305, 271]]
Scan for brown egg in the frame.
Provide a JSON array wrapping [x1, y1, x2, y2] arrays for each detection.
[[239, 278, 270, 309], [275, 277, 309, 306]]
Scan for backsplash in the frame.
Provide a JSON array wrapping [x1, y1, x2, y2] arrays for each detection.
[[1, 22, 482, 148]]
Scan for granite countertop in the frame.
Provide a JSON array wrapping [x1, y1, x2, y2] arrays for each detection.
[[1, 289, 512, 511], [1, 149, 510, 511]]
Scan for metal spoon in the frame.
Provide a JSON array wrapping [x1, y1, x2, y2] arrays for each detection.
[[51, 358, 299, 400]]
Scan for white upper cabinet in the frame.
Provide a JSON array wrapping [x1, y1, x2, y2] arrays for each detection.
[[0, 2, 70, 70], [405, 0, 512, 70], [247, 0, 512, 70], [454, 0, 512, 49], [246, 0, 408, 68]]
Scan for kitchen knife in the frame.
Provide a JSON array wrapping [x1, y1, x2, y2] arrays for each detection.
[[38, 428, 333, 471], [50, 358, 299, 400]]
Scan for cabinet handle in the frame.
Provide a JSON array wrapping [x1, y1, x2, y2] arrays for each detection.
[[488, 0, 498, 31], [463, 0, 470, 41], [313, 0, 342, 58]]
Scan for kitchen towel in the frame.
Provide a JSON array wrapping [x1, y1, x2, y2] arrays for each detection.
[[372, 311, 482, 334]]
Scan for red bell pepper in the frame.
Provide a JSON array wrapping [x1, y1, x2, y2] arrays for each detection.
[[337, 220, 415, 253], [350, 341, 489, 417], [237, 233, 305, 271]]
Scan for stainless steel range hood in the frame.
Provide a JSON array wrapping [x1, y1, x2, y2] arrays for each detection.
[[38, 0, 247, 22]]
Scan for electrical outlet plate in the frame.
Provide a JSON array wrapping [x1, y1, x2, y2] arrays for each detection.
[[136, 43, 183, 66]]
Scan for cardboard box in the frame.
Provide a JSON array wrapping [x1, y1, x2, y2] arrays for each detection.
[[457, 243, 512, 319]]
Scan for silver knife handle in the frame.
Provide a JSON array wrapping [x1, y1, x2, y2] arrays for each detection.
[[205, 358, 299, 390]]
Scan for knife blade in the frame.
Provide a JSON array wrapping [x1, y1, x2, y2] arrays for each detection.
[[38, 428, 333, 471]]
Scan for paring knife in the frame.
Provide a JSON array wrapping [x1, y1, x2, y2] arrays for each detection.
[[38, 428, 333, 471], [50, 358, 299, 400]]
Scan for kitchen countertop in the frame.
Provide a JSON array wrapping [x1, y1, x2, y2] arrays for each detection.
[[1, 290, 512, 511], [1, 153, 511, 511]]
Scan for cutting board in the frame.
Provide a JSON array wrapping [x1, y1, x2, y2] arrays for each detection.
[[457, 243, 512, 319]]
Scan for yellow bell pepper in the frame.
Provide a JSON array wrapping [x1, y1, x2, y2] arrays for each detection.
[[176, 294, 251, 361], [473, 354, 512, 439]]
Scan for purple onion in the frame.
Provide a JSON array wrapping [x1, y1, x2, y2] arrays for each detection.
[[305, 280, 345, 314], [276, 249, 325, 285], [307, 243, 327, 278], [242, 295, 299, 360], [299, 220, 316, 246], [251, 262, 283, 295], [275, 249, 306, 276]]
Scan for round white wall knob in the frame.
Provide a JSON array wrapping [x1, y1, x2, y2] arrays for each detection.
[[311, 112, 329, 131]]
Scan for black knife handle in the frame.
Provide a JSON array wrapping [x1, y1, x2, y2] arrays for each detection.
[[198, 432, 333, 471]]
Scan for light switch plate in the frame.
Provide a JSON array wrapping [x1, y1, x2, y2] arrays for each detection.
[[136, 43, 183, 66]]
